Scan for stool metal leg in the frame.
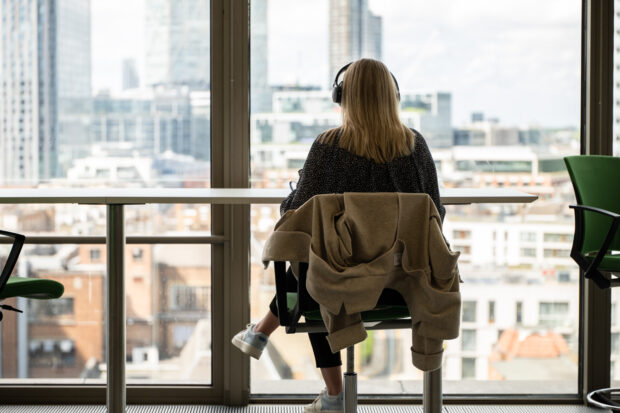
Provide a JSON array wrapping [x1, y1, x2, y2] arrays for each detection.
[[423, 367, 442, 413], [344, 346, 357, 413]]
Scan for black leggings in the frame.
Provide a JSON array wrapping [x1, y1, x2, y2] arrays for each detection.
[[268, 267, 342, 368]]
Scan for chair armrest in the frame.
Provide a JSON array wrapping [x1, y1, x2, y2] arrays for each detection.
[[569, 204, 620, 289], [570, 204, 620, 220]]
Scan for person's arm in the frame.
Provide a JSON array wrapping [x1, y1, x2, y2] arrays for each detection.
[[414, 133, 445, 222], [279, 139, 327, 216]]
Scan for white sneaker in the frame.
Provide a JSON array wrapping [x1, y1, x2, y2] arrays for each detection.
[[231, 323, 268, 359], [304, 389, 344, 413]]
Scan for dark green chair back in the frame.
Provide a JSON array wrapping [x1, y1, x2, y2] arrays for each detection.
[[0, 230, 64, 319], [564, 155, 620, 255]]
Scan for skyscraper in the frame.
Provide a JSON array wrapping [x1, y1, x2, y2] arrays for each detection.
[[122, 59, 140, 90], [328, 0, 382, 86], [0, 0, 91, 183], [144, 0, 210, 89], [55, 0, 92, 176], [251, 0, 272, 114]]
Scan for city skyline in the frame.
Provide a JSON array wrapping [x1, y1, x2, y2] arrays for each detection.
[[92, 0, 581, 127]]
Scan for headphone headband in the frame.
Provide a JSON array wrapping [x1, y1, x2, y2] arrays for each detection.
[[331, 62, 400, 105], [332, 62, 353, 89]]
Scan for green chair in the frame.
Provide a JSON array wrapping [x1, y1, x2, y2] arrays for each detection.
[[565, 156, 620, 289], [0, 230, 64, 321], [565, 155, 620, 410], [273, 261, 442, 413]]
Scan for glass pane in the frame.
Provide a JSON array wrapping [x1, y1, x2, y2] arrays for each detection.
[[0, 244, 105, 383], [126, 244, 211, 384], [0, 242, 212, 384], [125, 204, 212, 235], [0, 204, 106, 236], [0, 0, 210, 187], [250, 0, 580, 396], [0, 0, 211, 387]]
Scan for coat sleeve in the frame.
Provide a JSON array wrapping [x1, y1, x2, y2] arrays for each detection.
[[410, 215, 462, 371]]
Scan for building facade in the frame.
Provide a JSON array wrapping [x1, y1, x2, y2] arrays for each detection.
[[0, 0, 91, 183], [328, 0, 382, 84], [144, 0, 210, 89]]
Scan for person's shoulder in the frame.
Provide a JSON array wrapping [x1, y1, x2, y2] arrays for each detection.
[[315, 127, 342, 147], [409, 128, 430, 151], [408, 128, 425, 142]]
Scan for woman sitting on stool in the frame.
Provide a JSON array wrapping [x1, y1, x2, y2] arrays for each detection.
[[232, 58, 445, 413]]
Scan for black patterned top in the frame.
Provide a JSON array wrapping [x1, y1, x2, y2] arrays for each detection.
[[280, 129, 445, 221]]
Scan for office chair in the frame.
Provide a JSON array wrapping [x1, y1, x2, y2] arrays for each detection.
[[565, 156, 620, 410], [273, 261, 443, 413], [0, 229, 64, 321], [263, 192, 460, 413]]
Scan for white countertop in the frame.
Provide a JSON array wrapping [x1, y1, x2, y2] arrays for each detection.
[[0, 187, 537, 205]]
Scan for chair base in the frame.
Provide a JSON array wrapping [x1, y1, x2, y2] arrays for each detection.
[[587, 387, 620, 411], [341, 346, 442, 413], [424, 369, 442, 413], [344, 372, 357, 413]]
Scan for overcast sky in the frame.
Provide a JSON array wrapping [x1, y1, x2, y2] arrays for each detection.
[[92, 0, 581, 128]]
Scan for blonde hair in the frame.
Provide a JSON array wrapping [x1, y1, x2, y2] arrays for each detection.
[[319, 58, 414, 163]]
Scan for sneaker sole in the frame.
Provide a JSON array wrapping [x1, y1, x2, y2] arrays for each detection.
[[231, 335, 263, 359]]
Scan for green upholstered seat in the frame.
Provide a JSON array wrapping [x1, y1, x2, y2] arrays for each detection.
[[286, 292, 410, 322], [0, 277, 64, 300], [584, 252, 620, 273]]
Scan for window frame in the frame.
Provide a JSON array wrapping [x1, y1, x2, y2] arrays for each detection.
[[0, 0, 613, 406]]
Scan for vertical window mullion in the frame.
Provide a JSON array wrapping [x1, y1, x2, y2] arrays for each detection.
[[210, 0, 251, 405], [581, 0, 614, 400]]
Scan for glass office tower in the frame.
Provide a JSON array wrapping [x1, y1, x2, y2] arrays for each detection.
[[328, 0, 382, 84], [0, 0, 91, 183], [144, 0, 210, 89]]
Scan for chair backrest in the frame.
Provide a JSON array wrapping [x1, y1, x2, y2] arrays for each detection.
[[0, 230, 25, 296], [564, 155, 620, 253]]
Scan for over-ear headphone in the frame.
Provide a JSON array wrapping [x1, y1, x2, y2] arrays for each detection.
[[331, 62, 401, 105]]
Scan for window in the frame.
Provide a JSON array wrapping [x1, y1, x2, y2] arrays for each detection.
[[132, 247, 143, 261], [544, 249, 570, 258], [462, 329, 477, 352], [29, 297, 74, 319], [462, 301, 477, 323], [29, 339, 76, 368], [539, 302, 570, 327], [488, 301, 496, 324], [519, 232, 536, 242], [520, 248, 536, 257], [246, 0, 582, 398], [462, 358, 476, 379], [453, 230, 472, 240], [168, 285, 210, 312], [90, 248, 101, 261], [543, 233, 573, 243]]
